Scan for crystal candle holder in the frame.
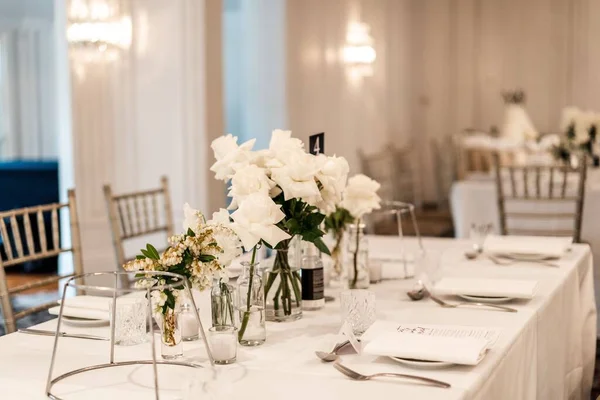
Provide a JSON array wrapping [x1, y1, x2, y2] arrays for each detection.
[[208, 326, 237, 365], [108, 297, 147, 346]]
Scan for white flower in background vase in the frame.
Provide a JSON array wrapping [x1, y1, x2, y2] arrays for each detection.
[[560, 106, 581, 133], [574, 111, 595, 145], [340, 174, 382, 219], [230, 192, 291, 249], [228, 164, 275, 209], [210, 134, 256, 181], [313, 154, 350, 214]]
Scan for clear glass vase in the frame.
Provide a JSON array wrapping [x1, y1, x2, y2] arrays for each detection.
[[264, 242, 303, 322], [329, 230, 347, 289], [155, 307, 183, 359], [346, 224, 369, 289], [236, 261, 266, 346], [211, 279, 237, 328]]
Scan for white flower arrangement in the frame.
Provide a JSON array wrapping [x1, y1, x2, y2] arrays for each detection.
[[124, 203, 243, 321], [554, 106, 600, 163], [210, 129, 349, 329]]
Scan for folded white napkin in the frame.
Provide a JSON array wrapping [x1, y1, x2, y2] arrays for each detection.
[[48, 306, 109, 321], [363, 331, 488, 365], [483, 235, 572, 258], [434, 277, 537, 299]]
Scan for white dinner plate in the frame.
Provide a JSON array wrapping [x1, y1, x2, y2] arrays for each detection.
[[458, 294, 514, 304], [61, 315, 109, 327], [389, 356, 453, 369], [498, 252, 557, 261]]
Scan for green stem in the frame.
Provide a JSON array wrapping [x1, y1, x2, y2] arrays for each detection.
[[351, 219, 361, 288], [332, 231, 343, 274], [290, 270, 302, 307], [237, 246, 257, 341]]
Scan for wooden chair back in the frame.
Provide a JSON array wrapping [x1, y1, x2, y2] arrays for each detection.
[[358, 143, 421, 207], [493, 153, 587, 242], [103, 176, 174, 287], [0, 189, 83, 333]]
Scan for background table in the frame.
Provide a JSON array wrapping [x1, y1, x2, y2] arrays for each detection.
[[0, 237, 595, 399], [450, 176, 600, 332]]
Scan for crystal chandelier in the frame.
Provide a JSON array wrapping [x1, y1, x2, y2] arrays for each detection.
[[67, 0, 132, 51]]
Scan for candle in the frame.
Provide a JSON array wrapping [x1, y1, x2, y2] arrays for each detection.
[[368, 261, 382, 284], [179, 304, 199, 341], [208, 326, 237, 364]]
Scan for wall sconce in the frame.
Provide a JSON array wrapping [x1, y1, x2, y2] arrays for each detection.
[[342, 22, 376, 79], [67, 0, 132, 54]]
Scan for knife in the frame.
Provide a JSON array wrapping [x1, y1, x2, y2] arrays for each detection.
[[18, 328, 109, 341]]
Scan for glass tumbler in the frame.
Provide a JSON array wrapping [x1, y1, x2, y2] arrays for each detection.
[[108, 297, 147, 346], [340, 289, 376, 336]]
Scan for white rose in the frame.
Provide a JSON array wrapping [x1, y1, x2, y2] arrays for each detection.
[[207, 208, 231, 225], [340, 174, 382, 219], [210, 134, 256, 181], [270, 152, 322, 203], [183, 203, 205, 234], [314, 155, 349, 213], [269, 129, 304, 159], [228, 164, 275, 209], [230, 192, 291, 249]]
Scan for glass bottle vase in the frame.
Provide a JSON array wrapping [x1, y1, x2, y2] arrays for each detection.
[[329, 230, 347, 289], [236, 261, 266, 346], [264, 241, 303, 322], [346, 223, 369, 289], [211, 279, 237, 328], [155, 307, 183, 359]]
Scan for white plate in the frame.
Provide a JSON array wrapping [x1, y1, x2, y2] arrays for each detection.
[[389, 356, 453, 369], [61, 315, 109, 327], [458, 294, 514, 304], [499, 252, 557, 261]]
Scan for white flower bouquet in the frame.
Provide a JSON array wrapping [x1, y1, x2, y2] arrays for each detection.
[[211, 130, 349, 323], [124, 204, 242, 346], [554, 107, 600, 165], [324, 174, 381, 288]]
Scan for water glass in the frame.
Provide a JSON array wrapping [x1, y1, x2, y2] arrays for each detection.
[[208, 326, 238, 365], [340, 289, 376, 336], [469, 223, 492, 252], [108, 297, 147, 346]]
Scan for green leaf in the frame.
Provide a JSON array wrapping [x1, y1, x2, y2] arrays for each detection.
[[186, 228, 196, 237], [147, 244, 160, 260], [313, 237, 331, 255], [199, 254, 216, 263], [304, 212, 325, 228], [164, 290, 176, 310], [140, 249, 152, 259], [285, 218, 301, 233], [135, 255, 146, 260]]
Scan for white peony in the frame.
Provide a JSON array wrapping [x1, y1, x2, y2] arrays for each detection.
[[211, 228, 243, 267], [210, 134, 256, 181], [183, 203, 205, 234], [314, 154, 349, 213], [228, 164, 275, 209], [269, 129, 304, 159], [230, 192, 291, 249], [270, 151, 322, 203], [340, 174, 382, 219]]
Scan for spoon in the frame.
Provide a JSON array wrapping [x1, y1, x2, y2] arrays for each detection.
[[406, 280, 427, 301], [315, 340, 351, 362]]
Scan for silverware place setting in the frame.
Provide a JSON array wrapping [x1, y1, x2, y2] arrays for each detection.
[[429, 292, 517, 313], [315, 340, 351, 362], [333, 361, 451, 388], [18, 328, 109, 341]]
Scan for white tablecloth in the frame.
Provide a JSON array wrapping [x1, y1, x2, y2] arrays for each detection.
[[450, 176, 600, 332], [0, 237, 595, 399]]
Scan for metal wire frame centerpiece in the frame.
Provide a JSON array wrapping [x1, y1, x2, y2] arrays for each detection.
[[366, 201, 424, 278], [45, 271, 214, 400]]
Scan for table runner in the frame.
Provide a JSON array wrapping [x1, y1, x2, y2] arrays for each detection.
[[0, 237, 595, 399]]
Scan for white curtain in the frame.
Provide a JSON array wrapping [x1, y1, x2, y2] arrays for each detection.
[[0, 19, 56, 160]]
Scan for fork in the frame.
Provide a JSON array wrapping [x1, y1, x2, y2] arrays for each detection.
[[429, 292, 517, 313], [333, 361, 451, 388]]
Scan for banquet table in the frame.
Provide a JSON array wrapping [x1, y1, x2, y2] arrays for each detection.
[[0, 237, 595, 400], [450, 172, 600, 331]]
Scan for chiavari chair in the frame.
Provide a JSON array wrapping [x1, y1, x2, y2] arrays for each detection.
[[0, 190, 83, 333], [103, 176, 174, 288], [493, 153, 587, 242]]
